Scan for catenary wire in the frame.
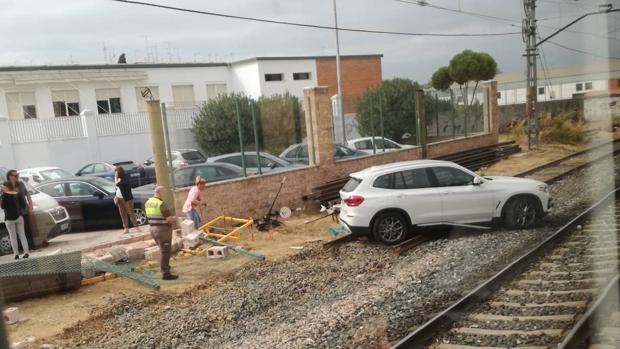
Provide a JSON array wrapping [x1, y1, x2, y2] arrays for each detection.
[[109, 0, 521, 37]]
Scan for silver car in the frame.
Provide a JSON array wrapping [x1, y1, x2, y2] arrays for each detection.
[[207, 152, 296, 175], [0, 166, 71, 255]]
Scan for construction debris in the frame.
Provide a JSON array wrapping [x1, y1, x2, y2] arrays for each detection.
[[81, 257, 160, 289], [2, 307, 25, 325], [207, 246, 229, 259], [199, 235, 265, 261]]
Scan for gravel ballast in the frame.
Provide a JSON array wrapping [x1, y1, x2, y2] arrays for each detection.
[[48, 155, 620, 349]]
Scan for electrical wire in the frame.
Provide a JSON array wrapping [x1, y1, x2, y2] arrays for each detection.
[[110, 0, 521, 37], [546, 40, 620, 59]]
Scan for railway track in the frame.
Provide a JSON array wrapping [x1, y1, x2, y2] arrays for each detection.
[[392, 187, 620, 349], [516, 139, 620, 184]]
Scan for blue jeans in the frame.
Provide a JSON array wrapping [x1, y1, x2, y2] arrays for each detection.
[[186, 208, 202, 229]]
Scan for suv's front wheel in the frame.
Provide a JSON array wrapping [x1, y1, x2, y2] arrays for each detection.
[[504, 196, 539, 229], [372, 212, 409, 245]]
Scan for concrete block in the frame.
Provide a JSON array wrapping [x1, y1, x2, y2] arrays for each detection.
[[9, 342, 25, 349], [3, 307, 24, 325], [207, 246, 228, 259], [144, 246, 161, 262], [108, 246, 128, 262], [183, 232, 202, 249], [96, 253, 115, 264], [124, 245, 145, 262], [181, 220, 195, 237]]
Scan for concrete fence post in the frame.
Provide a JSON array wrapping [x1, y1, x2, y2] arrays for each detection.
[[303, 86, 335, 166], [0, 117, 17, 168], [146, 100, 175, 212]]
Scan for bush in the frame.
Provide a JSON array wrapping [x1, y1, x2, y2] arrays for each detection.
[[507, 112, 585, 145], [539, 112, 585, 145], [258, 93, 304, 155], [192, 93, 258, 156]]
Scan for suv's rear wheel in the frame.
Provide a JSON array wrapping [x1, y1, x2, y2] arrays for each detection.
[[372, 212, 409, 245], [504, 196, 539, 229]]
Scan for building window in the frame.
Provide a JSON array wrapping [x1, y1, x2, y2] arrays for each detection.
[[172, 85, 195, 109], [22, 105, 37, 119], [496, 92, 501, 99], [576, 83, 583, 92], [265, 73, 283, 82], [52, 90, 80, 117], [95, 88, 122, 114], [538, 87, 545, 95], [206, 83, 227, 100], [293, 72, 311, 80], [585, 82, 593, 90], [5, 92, 37, 119], [135, 86, 160, 112]]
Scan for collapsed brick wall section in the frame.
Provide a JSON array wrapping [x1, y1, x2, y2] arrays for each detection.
[[173, 83, 499, 219]]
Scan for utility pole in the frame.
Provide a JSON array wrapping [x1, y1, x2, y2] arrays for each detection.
[[333, 0, 346, 144], [524, 0, 538, 150]]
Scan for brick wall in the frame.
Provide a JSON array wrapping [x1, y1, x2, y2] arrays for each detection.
[[173, 83, 499, 219], [315, 55, 383, 114]]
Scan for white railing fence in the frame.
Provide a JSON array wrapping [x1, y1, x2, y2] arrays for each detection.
[[9, 116, 86, 143]]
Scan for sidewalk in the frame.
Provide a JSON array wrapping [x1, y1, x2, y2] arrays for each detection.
[[0, 228, 150, 262]]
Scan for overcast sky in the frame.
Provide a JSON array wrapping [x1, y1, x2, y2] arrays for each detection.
[[0, 0, 618, 82]]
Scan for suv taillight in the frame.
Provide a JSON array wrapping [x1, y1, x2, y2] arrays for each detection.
[[344, 195, 364, 207]]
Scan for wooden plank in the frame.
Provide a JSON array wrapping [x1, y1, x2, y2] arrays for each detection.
[[490, 301, 587, 308], [471, 314, 575, 322], [451, 327, 563, 337]]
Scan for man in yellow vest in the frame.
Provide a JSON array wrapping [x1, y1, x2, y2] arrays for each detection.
[[145, 186, 178, 280]]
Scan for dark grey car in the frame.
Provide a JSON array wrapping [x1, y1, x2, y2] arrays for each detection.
[[279, 143, 365, 165]]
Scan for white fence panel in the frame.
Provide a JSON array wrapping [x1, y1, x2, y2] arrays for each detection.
[[94, 112, 150, 136], [166, 108, 197, 130], [9, 117, 86, 143]]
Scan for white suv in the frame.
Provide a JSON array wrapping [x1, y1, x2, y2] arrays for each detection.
[[339, 160, 552, 245]]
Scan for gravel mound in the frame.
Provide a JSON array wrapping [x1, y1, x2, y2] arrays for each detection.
[[49, 156, 620, 349]]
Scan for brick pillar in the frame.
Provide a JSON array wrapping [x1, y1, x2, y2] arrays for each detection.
[[483, 80, 499, 135], [303, 86, 335, 166]]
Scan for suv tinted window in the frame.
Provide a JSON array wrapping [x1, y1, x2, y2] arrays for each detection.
[[373, 174, 392, 189], [342, 177, 362, 192], [432, 167, 473, 187], [68, 182, 97, 196]]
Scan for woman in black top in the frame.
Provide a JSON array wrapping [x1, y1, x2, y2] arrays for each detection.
[[1, 181, 29, 259], [114, 166, 141, 234]]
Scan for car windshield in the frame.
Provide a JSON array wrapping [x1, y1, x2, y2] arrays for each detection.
[[181, 151, 206, 162], [89, 177, 116, 194], [115, 162, 138, 171], [40, 168, 72, 180]]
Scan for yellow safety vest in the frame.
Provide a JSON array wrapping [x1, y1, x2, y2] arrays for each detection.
[[145, 197, 167, 225]]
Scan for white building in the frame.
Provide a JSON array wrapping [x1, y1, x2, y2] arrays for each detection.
[[0, 54, 382, 120], [495, 60, 620, 105]]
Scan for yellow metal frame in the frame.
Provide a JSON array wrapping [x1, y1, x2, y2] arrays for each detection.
[[199, 216, 253, 243]]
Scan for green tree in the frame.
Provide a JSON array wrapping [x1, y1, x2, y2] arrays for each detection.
[[192, 93, 259, 156], [356, 78, 419, 144], [258, 93, 304, 155], [430, 49, 498, 133]]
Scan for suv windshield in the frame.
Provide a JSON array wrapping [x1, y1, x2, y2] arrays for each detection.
[[115, 162, 138, 172], [342, 177, 362, 192]]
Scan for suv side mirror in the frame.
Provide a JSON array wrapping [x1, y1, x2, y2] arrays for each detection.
[[93, 191, 105, 199], [473, 177, 483, 186]]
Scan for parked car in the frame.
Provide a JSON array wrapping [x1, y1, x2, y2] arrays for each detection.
[[338, 160, 552, 245], [279, 143, 365, 165], [18, 166, 73, 186], [346, 137, 414, 154], [75, 160, 152, 188], [144, 149, 207, 169], [0, 166, 71, 255], [34, 176, 149, 231], [207, 152, 295, 174], [133, 163, 244, 203]]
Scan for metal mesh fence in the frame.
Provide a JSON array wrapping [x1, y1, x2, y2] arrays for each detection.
[[0, 251, 82, 278]]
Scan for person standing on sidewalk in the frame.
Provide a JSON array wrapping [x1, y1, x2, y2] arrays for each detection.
[[114, 165, 141, 234], [6, 170, 36, 250], [182, 176, 206, 229], [1, 181, 29, 259], [145, 186, 178, 280]]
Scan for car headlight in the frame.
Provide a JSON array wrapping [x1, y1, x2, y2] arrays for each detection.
[[537, 184, 549, 193]]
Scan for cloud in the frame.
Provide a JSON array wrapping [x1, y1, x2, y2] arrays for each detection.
[[0, 0, 615, 81]]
